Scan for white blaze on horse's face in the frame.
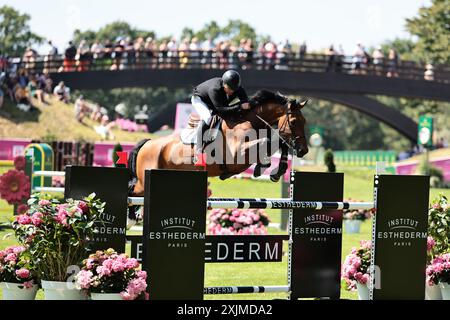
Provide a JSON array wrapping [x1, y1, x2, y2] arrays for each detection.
[[279, 100, 309, 157]]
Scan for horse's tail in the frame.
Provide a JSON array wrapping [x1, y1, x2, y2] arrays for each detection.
[[128, 138, 151, 194]]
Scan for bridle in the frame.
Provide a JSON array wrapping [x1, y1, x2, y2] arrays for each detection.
[[254, 101, 305, 152]]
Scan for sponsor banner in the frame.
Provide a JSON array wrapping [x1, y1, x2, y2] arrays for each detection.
[[142, 169, 207, 300], [93, 142, 135, 167], [64, 166, 129, 253], [0, 138, 31, 161], [290, 172, 344, 299], [128, 235, 288, 263], [371, 175, 429, 300]]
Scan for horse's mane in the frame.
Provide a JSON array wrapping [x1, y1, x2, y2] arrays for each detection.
[[248, 90, 288, 108]]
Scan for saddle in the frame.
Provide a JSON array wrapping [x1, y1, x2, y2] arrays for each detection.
[[180, 114, 223, 146]]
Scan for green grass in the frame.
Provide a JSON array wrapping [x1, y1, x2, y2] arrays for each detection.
[[0, 165, 448, 300], [0, 97, 154, 143]]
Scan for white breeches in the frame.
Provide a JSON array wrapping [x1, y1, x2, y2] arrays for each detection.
[[191, 95, 212, 124]]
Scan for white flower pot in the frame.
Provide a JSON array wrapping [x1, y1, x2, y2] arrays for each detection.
[[425, 282, 442, 300], [91, 293, 123, 300], [41, 280, 85, 300], [356, 282, 369, 300], [344, 220, 362, 234], [0, 282, 38, 300], [439, 282, 450, 300]]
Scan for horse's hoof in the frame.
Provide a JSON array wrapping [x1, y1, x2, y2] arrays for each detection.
[[270, 175, 281, 182], [220, 173, 234, 180]]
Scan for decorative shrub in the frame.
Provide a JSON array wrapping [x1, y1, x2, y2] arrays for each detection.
[[13, 193, 105, 282], [207, 208, 270, 235], [76, 248, 147, 300], [0, 246, 36, 288], [426, 254, 450, 286], [342, 240, 372, 290]]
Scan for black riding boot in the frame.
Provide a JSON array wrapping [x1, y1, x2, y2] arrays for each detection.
[[194, 120, 209, 166]]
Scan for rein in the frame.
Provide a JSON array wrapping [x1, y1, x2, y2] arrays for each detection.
[[254, 104, 296, 150]]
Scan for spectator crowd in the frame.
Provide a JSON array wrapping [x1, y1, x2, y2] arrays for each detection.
[[7, 37, 439, 81]]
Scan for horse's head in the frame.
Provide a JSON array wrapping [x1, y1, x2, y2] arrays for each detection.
[[278, 99, 309, 157]]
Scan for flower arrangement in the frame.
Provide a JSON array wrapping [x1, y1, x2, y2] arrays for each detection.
[[342, 199, 373, 221], [12, 193, 105, 282], [428, 194, 450, 259], [76, 248, 147, 300], [0, 246, 36, 288], [207, 208, 270, 235], [342, 240, 372, 290], [426, 254, 450, 286]]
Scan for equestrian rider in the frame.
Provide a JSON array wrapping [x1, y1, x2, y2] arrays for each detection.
[[192, 70, 250, 166]]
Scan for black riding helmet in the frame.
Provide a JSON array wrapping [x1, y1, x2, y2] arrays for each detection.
[[222, 70, 241, 91]]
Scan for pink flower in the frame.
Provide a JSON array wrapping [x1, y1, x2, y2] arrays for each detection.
[[55, 210, 68, 226], [125, 258, 139, 270], [120, 292, 133, 300], [15, 268, 30, 279], [5, 253, 17, 263], [31, 212, 43, 226], [427, 236, 436, 251], [96, 266, 111, 277], [16, 214, 32, 225], [38, 199, 51, 206], [23, 281, 34, 289], [85, 258, 95, 270], [12, 246, 25, 254], [77, 201, 89, 214], [112, 260, 125, 272], [76, 270, 94, 289], [137, 270, 147, 280]]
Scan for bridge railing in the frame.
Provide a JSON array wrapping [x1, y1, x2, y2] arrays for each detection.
[[8, 51, 450, 83]]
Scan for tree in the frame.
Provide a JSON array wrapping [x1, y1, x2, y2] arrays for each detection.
[[222, 20, 257, 44], [0, 5, 43, 56], [194, 21, 221, 42], [73, 21, 155, 45], [406, 0, 450, 64]]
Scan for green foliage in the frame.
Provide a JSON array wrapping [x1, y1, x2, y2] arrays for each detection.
[[324, 149, 336, 173], [406, 0, 450, 64], [416, 154, 444, 187], [300, 98, 408, 151], [379, 38, 418, 62], [428, 194, 450, 259], [0, 5, 43, 56], [73, 21, 156, 45], [13, 194, 105, 281]]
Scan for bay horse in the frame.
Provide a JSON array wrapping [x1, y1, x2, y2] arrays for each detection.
[[128, 90, 309, 197]]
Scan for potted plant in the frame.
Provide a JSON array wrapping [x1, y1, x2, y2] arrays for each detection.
[[343, 201, 373, 234], [427, 253, 450, 300], [426, 194, 450, 299], [0, 246, 38, 300], [207, 208, 270, 235], [75, 248, 147, 300], [342, 240, 371, 300], [13, 193, 105, 300]]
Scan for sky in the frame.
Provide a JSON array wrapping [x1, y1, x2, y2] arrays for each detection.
[[1, 0, 430, 54]]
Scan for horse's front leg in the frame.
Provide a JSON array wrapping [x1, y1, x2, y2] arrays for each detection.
[[270, 145, 289, 182], [253, 133, 272, 178]]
